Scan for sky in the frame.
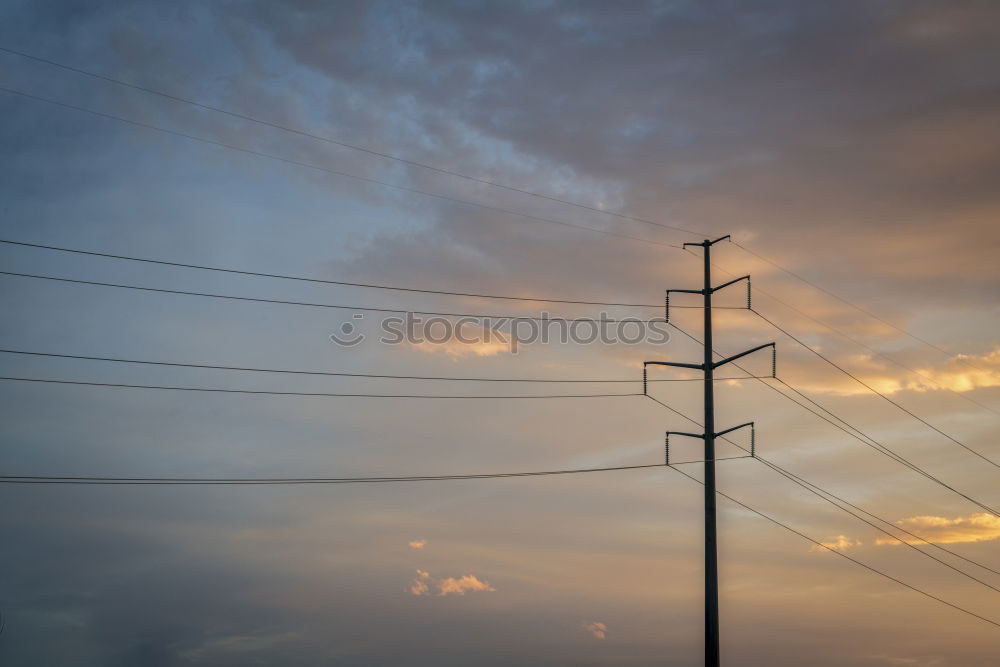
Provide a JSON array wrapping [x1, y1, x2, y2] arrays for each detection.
[[1, 1, 999, 665]]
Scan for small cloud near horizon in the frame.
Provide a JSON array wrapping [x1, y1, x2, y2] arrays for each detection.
[[407, 569, 496, 597], [810, 535, 862, 553], [408, 539, 427, 549], [582, 621, 607, 640]]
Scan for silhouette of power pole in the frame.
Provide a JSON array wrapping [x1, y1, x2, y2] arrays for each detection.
[[643, 234, 774, 667]]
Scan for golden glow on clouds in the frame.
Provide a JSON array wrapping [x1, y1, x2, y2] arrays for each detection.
[[407, 569, 496, 596], [810, 535, 862, 553], [582, 621, 607, 640], [436, 574, 496, 596], [806, 347, 1000, 396], [409, 569, 431, 596], [408, 338, 507, 358], [408, 539, 427, 550], [876, 513, 1000, 545]]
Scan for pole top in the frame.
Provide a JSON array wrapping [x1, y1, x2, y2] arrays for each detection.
[[683, 234, 730, 249]]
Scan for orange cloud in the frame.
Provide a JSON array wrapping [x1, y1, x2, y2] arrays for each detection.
[[810, 535, 861, 553], [876, 513, 1000, 545], [408, 539, 427, 550], [802, 347, 1000, 397], [408, 338, 507, 358], [408, 569, 431, 596], [582, 621, 607, 640], [436, 574, 496, 596], [406, 569, 496, 597]]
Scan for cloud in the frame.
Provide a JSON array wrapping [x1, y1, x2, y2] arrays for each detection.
[[582, 621, 607, 640], [810, 535, 861, 553], [408, 539, 427, 550], [408, 338, 508, 359], [876, 514, 1000, 546], [408, 569, 432, 596], [407, 569, 496, 597], [436, 574, 497, 596]]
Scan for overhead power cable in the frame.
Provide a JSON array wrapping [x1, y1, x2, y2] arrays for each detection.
[[751, 455, 1000, 587], [702, 257, 997, 417], [0, 349, 765, 384], [669, 465, 1000, 630], [0, 463, 666, 485], [3, 45, 972, 365], [0, 237, 727, 310], [734, 275, 1000, 417], [0, 270, 662, 323], [0, 86, 681, 251], [732, 240, 987, 373], [752, 308, 999, 468], [674, 406, 1000, 593], [0, 376, 640, 399], [663, 323, 1000, 517], [645, 390, 1000, 588], [0, 45, 707, 239]]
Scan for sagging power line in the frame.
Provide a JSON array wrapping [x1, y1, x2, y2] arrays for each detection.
[[0, 348, 767, 384], [2, 46, 982, 381]]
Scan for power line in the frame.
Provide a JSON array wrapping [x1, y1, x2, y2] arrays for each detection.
[[764, 377, 1000, 517], [0, 349, 766, 384], [0, 463, 666, 485], [742, 279, 1000, 417], [0, 270, 662, 323], [0, 376, 641, 399], [662, 323, 1000, 517], [7, 40, 999, 637], [669, 465, 1000, 630], [752, 308, 1000, 468], [0, 86, 682, 251], [4, 45, 976, 369], [0, 237, 732, 310], [700, 257, 998, 418], [644, 392, 1000, 584], [732, 240, 987, 373], [752, 455, 1000, 587], [0, 45, 708, 239]]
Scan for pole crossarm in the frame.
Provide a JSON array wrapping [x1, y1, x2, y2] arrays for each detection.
[[645, 360, 704, 371], [714, 421, 753, 439], [683, 235, 731, 248], [710, 275, 750, 294], [712, 342, 775, 370], [666, 430, 706, 440]]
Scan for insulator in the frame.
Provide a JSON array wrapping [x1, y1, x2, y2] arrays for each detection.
[[665, 433, 670, 465], [665, 292, 670, 323], [751, 426, 756, 457], [642, 366, 648, 395], [747, 277, 752, 309], [771, 346, 777, 378]]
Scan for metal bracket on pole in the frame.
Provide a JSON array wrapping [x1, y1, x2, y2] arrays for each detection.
[[712, 341, 775, 371], [713, 421, 756, 458], [665, 287, 702, 323], [710, 274, 750, 296], [664, 430, 706, 466]]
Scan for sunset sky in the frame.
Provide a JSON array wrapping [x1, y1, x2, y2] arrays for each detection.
[[1, 2, 999, 665]]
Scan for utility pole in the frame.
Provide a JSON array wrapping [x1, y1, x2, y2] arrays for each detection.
[[643, 235, 774, 667]]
